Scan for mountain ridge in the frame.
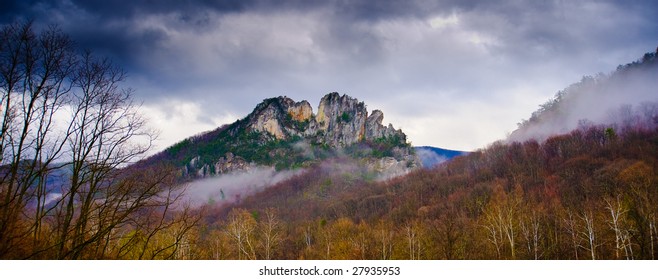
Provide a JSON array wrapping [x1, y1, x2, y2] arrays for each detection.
[[510, 48, 658, 143], [415, 146, 468, 168], [138, 92, 419, 179]]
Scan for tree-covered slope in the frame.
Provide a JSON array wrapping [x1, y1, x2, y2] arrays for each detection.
[[194, 122, 658, 260], [137, 93, 418, 179]]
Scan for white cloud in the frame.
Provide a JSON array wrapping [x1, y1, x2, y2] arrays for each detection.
[[141, 99, 239, 153], [429, 13, 459, 29]]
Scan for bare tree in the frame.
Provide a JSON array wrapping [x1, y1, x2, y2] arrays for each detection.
[[520, 210, 542, 259], [404, 221, 422, 260], [432, 207, 465, 260], [0, 21, 193, 259], [0, 21, 76, 258], [374, 220, 394, 260], [605, 195, 634, 259], [52, 49, 156, 259], [563, 209, 581, 259], [482, 188, 519, 259], [579, 210, 599, 260], [260, 207, 281, 260], [225, 208, 257, 260], [482, 217, 503, 259], [349, 223, 370, 260], [650, 214, 656, 260]]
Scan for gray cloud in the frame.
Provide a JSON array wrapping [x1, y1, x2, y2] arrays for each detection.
[[3, 0, 657, 151]]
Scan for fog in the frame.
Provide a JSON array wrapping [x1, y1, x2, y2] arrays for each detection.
[[179, 167, 304, 207], [415, 148, 449, 168], [509, 62, 658, 143]]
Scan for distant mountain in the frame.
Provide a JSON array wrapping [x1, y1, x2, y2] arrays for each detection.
[[414, 146, 468, 168], [510, 48, 658, 142], [138, 92, 419, 180]]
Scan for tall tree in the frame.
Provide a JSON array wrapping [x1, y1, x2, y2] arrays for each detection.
[[0, 21, 192, 259], [259, 207, 281, 260], [0, 21, 76, 257]]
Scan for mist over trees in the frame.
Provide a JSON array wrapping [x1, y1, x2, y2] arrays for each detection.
[[2, 20, 657, 260], [189, 123, 658, 260], [511, 49, 658, 142], [0, 21, 197, 259], [182, 50, 658, 260]]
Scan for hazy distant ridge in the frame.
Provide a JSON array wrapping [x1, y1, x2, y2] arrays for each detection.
[[510, 48, 658, 142]]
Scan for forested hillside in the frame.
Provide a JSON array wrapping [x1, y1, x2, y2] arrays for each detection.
[[172, 49, 658, 260], [187, 123, 658, 260], [184, 49, 658, 260], [2, 19, 656, 260], [138, 93, 417, 179]]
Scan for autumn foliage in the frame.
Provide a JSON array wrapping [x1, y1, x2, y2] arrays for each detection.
[[3, 20, 657, 260], [187, 124, 658, 260]]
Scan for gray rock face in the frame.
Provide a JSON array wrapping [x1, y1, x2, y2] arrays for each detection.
[[183, 92, 417, 179], [248, 96, 315, 140], [214, 152, 252, 174], [365, 109, 403, 141], [245, 92, 407, 147], [315, 92, 368, 146]]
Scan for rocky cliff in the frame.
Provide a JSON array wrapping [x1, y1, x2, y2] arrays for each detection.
[[246, 92, 407, 147], [147, 92, 418, 180]]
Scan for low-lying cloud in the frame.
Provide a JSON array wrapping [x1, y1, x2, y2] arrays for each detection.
[[509, 61, 658, 142], [179, 167, 304, 208]]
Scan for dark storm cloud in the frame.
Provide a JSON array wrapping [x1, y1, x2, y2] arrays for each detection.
[[68, 0, 250, 19], [7, 0, 652, 77], [2, 0, 657, 150]]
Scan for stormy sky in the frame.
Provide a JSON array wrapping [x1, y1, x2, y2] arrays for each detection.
[[3, 0, 657, 151]]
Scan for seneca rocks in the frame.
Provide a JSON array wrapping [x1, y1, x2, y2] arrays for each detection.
[[179, 92, 418, 178], [248, 92, 406, 146]]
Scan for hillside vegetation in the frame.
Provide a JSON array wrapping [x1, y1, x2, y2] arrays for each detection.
[[138, 93, 417, 179], [182, 50, 658, 260], [2, 20, 656, 260], [191, 123, 658, 260]]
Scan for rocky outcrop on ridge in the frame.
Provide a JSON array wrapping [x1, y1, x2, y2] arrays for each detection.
[[245, 92, 407, 147]]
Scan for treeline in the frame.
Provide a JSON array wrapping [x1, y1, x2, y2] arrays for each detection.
[[186, 123, 658, 260]]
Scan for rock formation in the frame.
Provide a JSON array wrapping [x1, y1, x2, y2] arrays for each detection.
[[164, 92, 418, 180], [245, 92, 407, 147]]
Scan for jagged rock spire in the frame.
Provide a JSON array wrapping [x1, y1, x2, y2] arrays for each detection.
[[246, 92, 406, 147]]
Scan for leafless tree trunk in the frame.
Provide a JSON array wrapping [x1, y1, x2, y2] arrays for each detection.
[[225, 208, 257, 260], [605, 196, 633, 259], [303, 225, 312, 248], [501, 207, 517, 259], [650, 214, 656, 260], [404, 222, 421, 260], [563, 210, 581, 260], [51, 49, 166, 259], [521, 210, 542, 259], [483, 202, 517, 259], [1, 21, 193, 259], [483, 221, 502, 259], [260, 207, 280, 260], [579, 210, 598, 260], [375, 222, 393, 260], [0, 21, 76, 258]]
